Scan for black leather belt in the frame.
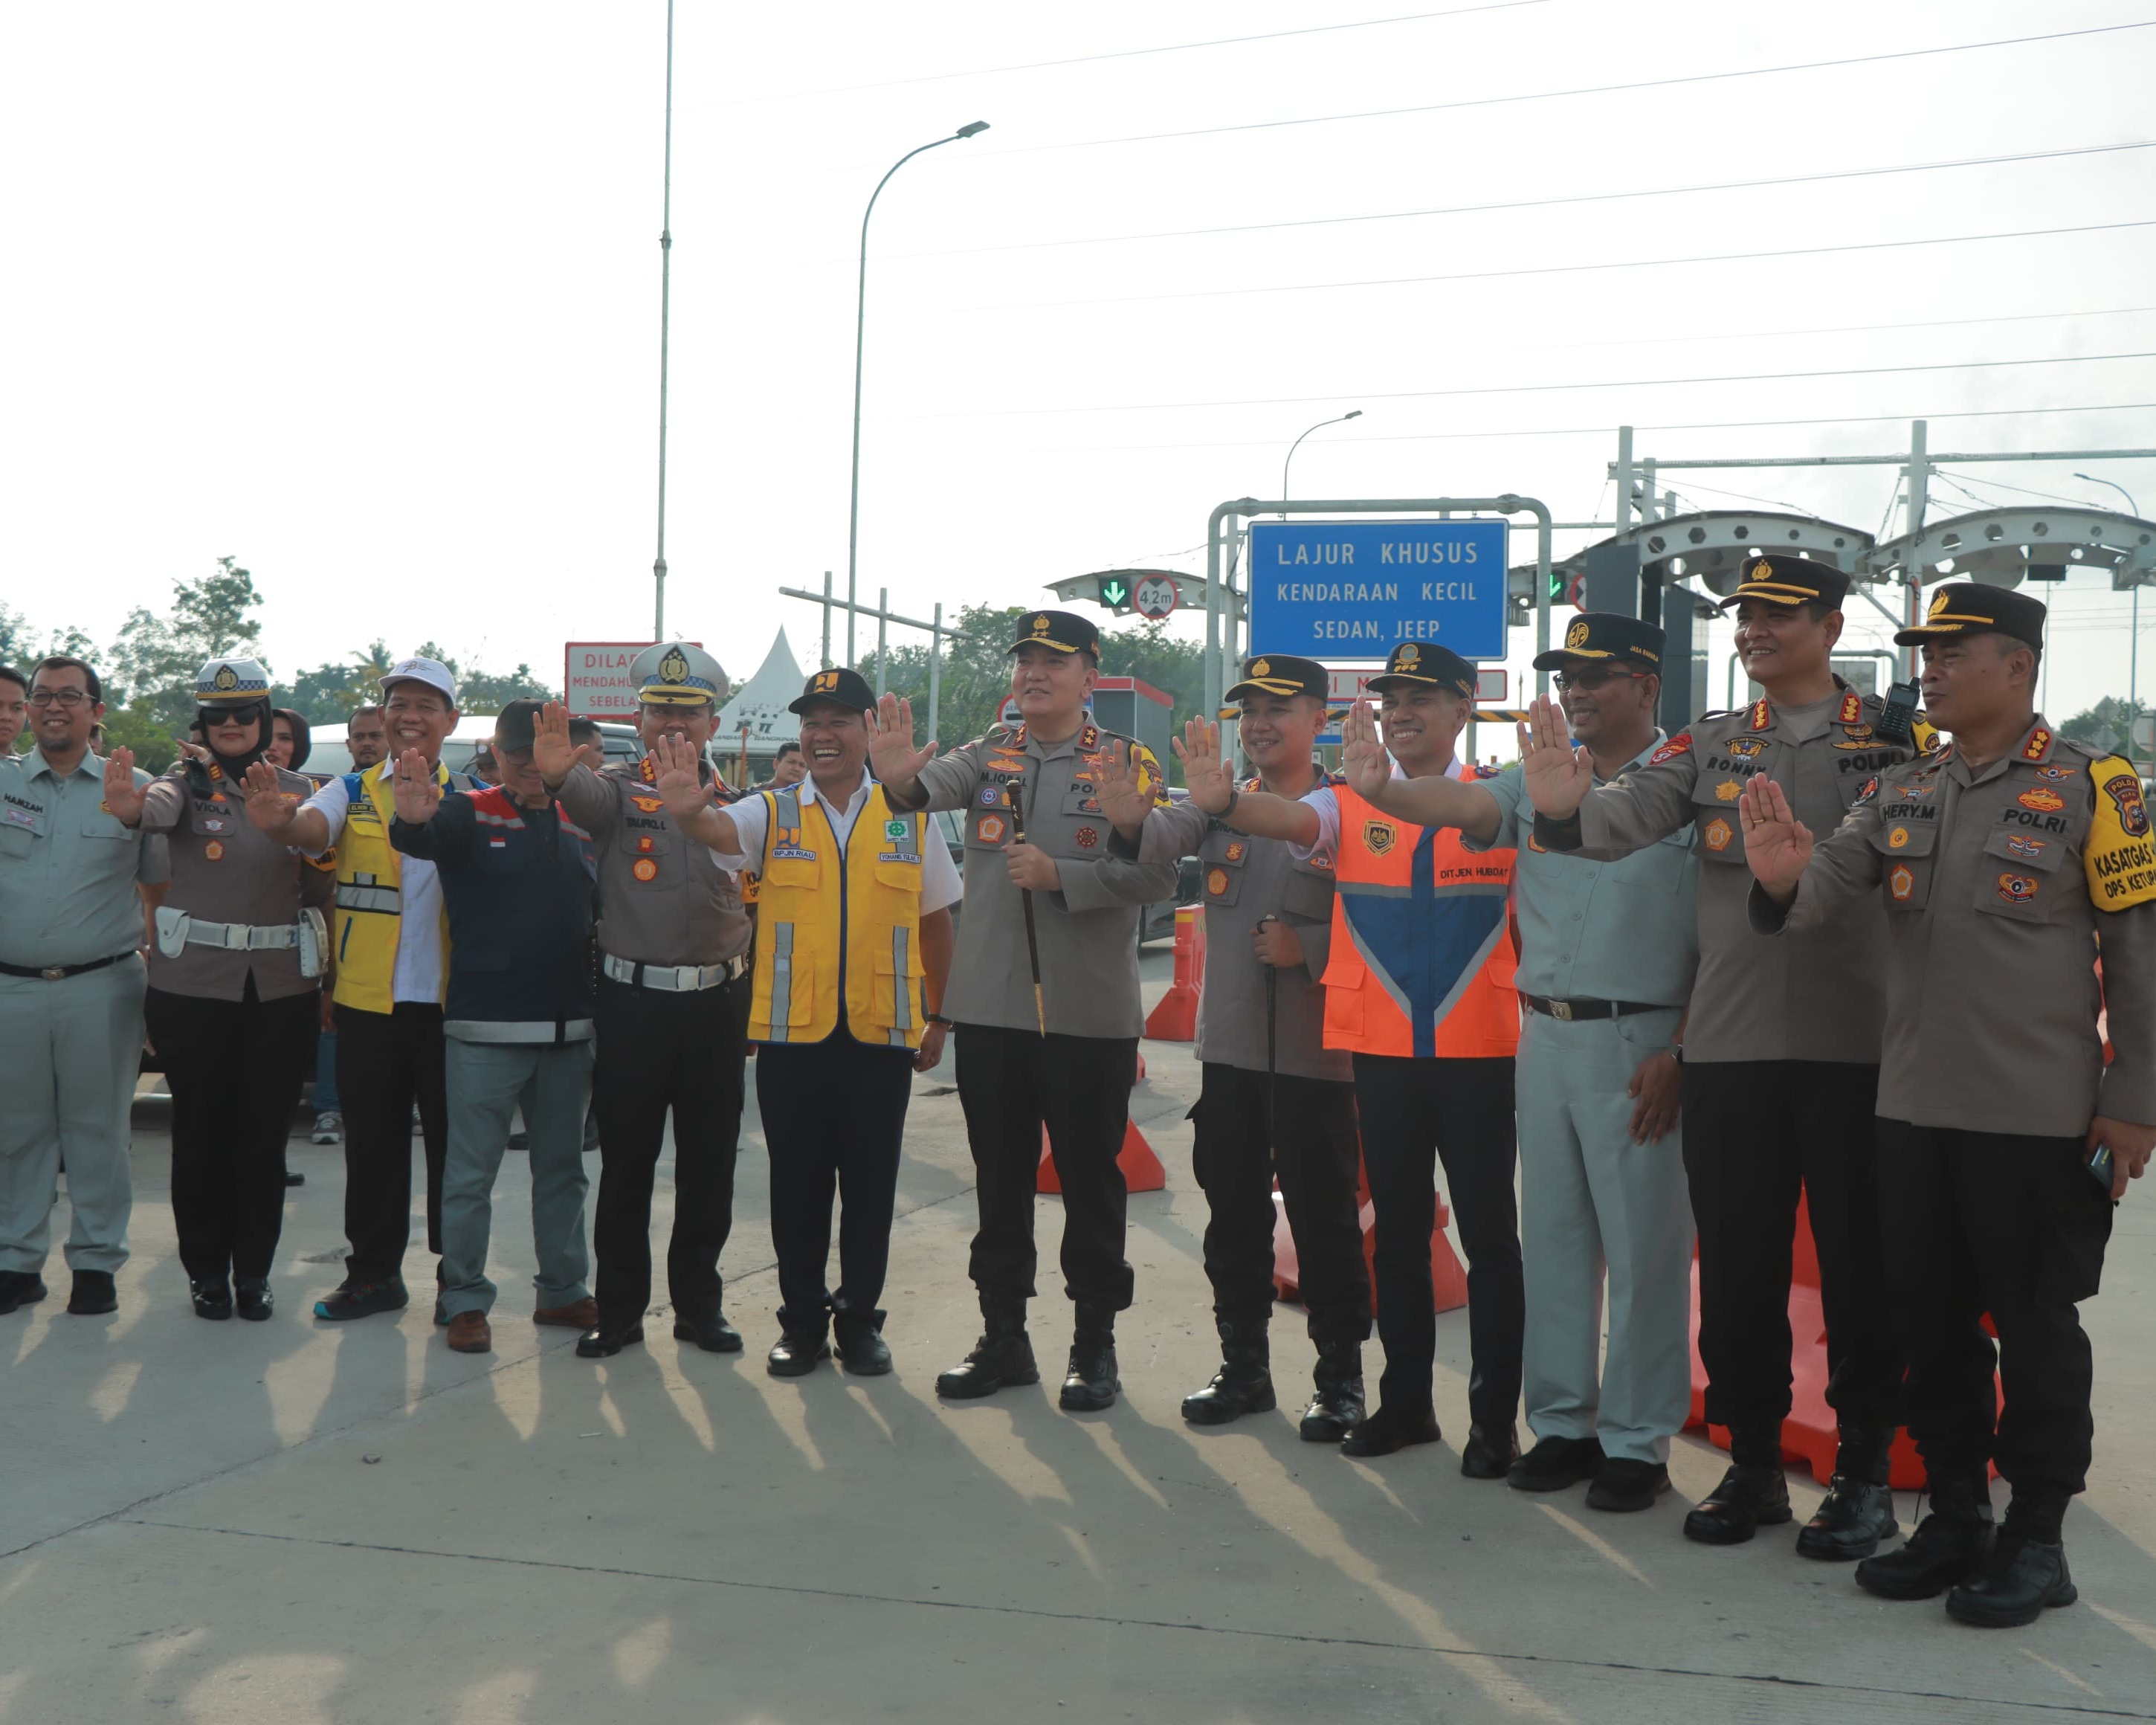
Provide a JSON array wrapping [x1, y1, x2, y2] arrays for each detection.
[[1523, 993, 1671, 1022], [0, 952, 134, 982]]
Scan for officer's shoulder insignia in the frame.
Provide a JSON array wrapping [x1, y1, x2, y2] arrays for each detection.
[[1648, 732, 1693, 765], [1911, 715, 1941, 753], [2021, 726, 2054, 762], [1471, 762, 1502, 779], [1839, 691, 1864, 725], [2085, 754, 2156, 910], [1078, 721, 1101, 752], [1362, 817, 1397, 857], [1749, 698, 1772, 732]]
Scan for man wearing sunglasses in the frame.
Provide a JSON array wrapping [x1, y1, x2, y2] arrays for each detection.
[[1322, 616, 1700, 1512], [1520, 557, 1929, 1558]]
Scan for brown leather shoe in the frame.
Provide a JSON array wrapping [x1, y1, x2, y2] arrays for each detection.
[[533, 1297, 598, 1329], [446, 1311, 492, 1354]]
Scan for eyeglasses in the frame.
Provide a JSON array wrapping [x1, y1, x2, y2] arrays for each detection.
[[1553, 667, 1650, 694], [28, 689, 91, 709]]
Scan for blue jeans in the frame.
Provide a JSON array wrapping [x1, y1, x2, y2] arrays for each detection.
[[313, 1027, 340, 1114], [438, 1037, 593, 1318]]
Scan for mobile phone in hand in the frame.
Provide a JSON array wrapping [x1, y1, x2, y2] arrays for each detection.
[[2086, 1141, 2116, 1192]]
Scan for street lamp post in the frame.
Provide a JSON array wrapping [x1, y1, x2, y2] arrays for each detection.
[[845, 122, 989, 657], [2076, 471, 2146, 715], [651, 0, 677, 640], [1280, 410, 1362, 515]]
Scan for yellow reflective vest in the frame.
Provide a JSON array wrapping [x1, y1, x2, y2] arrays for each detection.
[[331, 759, 459, 1014], [749, 784, 927, 1048]]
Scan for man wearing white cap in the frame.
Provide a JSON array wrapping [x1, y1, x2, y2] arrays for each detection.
[[245, 657, 474, 1321]]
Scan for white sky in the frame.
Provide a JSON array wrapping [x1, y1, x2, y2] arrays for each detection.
[[4, 1, 2152, 741]]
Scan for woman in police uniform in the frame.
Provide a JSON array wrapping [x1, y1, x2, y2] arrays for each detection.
[[103, 659, 330, 1321]]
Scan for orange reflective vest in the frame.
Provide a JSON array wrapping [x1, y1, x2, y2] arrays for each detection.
[[1320, 781, 1520, 1060]]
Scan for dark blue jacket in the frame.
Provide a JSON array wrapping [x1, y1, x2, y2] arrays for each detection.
[[391, 785, 596, 1043]]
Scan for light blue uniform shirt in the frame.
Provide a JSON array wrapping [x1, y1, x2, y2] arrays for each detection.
[[0, 749, 168, 969], [1467, 736, 1700, 1006]]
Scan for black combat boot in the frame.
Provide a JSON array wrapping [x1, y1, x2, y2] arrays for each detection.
[[1059, 1302, 1120, 1412], [1796, 1425, 1900, 1561], [1946, 1498, 2076, 1628], [1856, 1476, 1995, 1600], [935, 1302, 1039, 1400], [1682, 1456, 1794, 1546], [1181, 1318, 1275, 1425], [1299, 1337, 1366, 1442]]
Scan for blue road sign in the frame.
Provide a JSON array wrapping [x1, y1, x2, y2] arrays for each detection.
[[1247, 518, 1507, 660]]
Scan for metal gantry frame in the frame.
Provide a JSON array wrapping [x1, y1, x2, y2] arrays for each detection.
[[1610, 421, 2156, 678], [1204, 496, 1556, 726]]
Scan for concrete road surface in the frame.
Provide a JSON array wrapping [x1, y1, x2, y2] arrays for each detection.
[[5, 947, 2156, 1723]]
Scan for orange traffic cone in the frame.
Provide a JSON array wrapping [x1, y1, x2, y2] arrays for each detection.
[[1036, 1118, 1167, 1195], [1271, 1161, 1468, 1315], [1143, 904, 1205, 1041]]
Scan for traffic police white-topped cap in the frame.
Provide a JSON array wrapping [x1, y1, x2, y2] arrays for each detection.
[[194, 657, 274, 705], [634, 641, 729, 707]]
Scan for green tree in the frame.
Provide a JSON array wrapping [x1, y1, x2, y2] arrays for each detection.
[[99, 699, 180, 773], [2059, 694, 2145, 755], [108, 555, 268, 731]]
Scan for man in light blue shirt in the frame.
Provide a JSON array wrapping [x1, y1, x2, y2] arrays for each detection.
[[0, 656, 168, 1318], [1339, 613, 1698, 1511]]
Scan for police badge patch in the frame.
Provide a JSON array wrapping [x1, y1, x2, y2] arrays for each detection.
[[1362, 819, 1396, 857]]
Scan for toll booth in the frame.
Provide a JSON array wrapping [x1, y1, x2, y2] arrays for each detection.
[[1089, 676, 1175, 764]]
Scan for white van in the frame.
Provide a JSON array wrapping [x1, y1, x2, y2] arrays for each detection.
[[303, 717, 642, 781]]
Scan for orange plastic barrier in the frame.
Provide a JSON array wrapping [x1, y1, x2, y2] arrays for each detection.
[[1684, 1192, 1997, 1488], [1271, 1155, 1468, 1315], [1143, 904, 1206, 1042], [1036, 1119, 1167, 1194]]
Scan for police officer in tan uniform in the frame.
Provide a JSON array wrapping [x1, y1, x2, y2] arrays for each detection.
[[1099, 653, 1372, 1438], [103, 659, 330, 1321], [870, 610, 1178, 1412], [536, 643, 756, 1359], [1743, 582, 2156, 1628], [1520, 555, 1928, 1555]]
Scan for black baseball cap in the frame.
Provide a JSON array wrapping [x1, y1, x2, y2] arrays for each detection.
[[1007, 610, 1100, 657], [1894, 581, 2047, 651], [1367, 640, 1475, 697], [1717, 553, 1852, 611], [494, 697, 544, 751], [1532, 611, 1666, 672], [1223, 653, 1328, 705], [788, 667, 876, 715]]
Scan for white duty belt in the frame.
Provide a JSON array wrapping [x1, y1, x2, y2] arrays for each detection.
[[155, 906, 329, 977], [601, 952, 748, 992]]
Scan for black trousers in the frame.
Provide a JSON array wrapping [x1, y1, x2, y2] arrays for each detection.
[[756, 1032, 915, 1329], [335, 1001, 448, 1286], [1192, 1061, 1371, 1344], [590, 972, 750, 1326], [1876, 1119, 2111, 1509], [955, 1024, 1138, 1312], [1682, 1060, 1900, 1446], [1352, 1054, 1522, 1425], [146, 984, 314, 1283]]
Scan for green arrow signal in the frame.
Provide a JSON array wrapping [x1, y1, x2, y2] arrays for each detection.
[[1098, 577, 1130, 607]]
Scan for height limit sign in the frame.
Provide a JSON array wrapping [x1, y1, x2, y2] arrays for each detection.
[[1247, 518, 1506, 658], [1132, 574, 1178, 620]]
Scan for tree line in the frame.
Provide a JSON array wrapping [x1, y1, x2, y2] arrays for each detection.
[[1, 557, 549, 771]]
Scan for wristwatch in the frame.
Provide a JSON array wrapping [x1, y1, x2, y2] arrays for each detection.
[[927, 1013, 956, 1028], [1668, 1043, 1685, 1065]]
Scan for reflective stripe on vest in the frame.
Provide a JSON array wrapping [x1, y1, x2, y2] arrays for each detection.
[[749, 784, 926, 1048], [331, 762, 457, 1014], [1320, 781, 1520, 1060]]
